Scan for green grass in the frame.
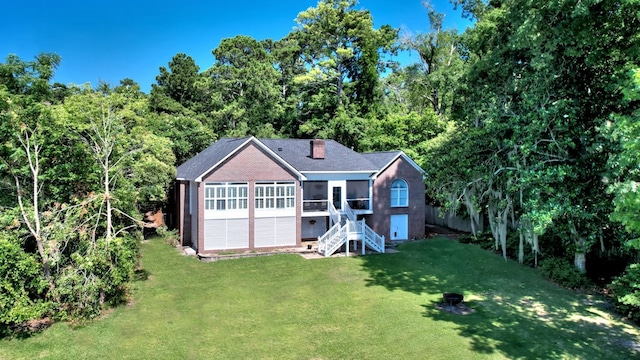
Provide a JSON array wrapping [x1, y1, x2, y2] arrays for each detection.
[[1, 238, 639, 359]]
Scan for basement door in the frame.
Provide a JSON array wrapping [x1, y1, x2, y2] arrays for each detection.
[[390, 214, 408, 240]]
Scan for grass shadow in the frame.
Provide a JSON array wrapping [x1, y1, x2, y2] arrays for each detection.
[[360, 238, 640, 359]]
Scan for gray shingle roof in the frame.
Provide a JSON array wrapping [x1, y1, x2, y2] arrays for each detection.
[[259, 138, 379, 172], [176, 137, 251, 181], [360, 151, 403, 170], [176, 137, 393, 181]]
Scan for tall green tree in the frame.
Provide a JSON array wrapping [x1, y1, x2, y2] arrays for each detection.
[[206, 35, 283, 136], [426, 0, 640, 271], [608, 68, 640, 248], [292, 0, 397, 136], [150, 53, 203, 115], [400, 3, 465, 117]]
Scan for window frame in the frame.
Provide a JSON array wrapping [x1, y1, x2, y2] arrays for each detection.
[[204, 182, 249, 212], [390, 179, 408, 207], [255, 181, 296, 211]]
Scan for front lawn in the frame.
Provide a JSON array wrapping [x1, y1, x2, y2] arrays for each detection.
[[1, 238, 638, 359]]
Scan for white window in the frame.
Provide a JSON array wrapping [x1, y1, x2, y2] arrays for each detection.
[[205, 183, 248, 211], [390, 179, 408, 207], [255, 182, 296, 210]]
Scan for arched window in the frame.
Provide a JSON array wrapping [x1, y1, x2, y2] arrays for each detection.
[[390, 179, 408, 207]]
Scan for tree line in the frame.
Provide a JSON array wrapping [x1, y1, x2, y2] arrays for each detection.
[[1, 0, 640, 329]]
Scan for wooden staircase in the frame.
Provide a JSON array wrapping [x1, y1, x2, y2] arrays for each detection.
[[317, 202, 385, 257]]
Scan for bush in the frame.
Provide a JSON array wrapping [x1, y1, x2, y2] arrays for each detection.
[[539, 257, 592, 289], [0, 235, 52, 333], [609, 263, 640, 322], [156, 226, 180, 246], [52, 236, 138, 320], [458, 231, 496, 250], [457, 234, 474, 244]]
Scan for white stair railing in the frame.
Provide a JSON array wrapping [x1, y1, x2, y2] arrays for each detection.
[[328, 201, 341, 226], [361, 219, 385, 253], [317, 218, 385, 257], [343, 201, 356, 222], [318, 222, 347, 256]]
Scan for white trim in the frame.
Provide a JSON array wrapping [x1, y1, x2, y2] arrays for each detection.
[[195, 137, 306, 182], [205, 209, 248, 220], [303, 172, 375, 181], [390, 179, 409, 207], [255, 208, 297, 218], [302, 170, 377, 174]]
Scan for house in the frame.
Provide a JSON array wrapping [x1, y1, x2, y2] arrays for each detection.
[[173, 137, 425, 257]]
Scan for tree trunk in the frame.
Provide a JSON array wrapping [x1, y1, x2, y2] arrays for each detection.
[[574, 252, 586, 273], [105, 155, 112, 242], [574, 237, 587, 273], [569, 222, 587, 273]]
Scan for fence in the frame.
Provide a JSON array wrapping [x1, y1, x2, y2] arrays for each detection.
[[425, 205, 484, 233]]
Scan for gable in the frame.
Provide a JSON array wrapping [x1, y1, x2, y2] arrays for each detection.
[[203, 142, 298, 182], [177, 137, 304, 182], [376, 156, 424, 182], [362, 151, 425, 179]]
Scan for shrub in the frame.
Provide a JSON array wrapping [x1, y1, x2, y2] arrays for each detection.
[[539, 257, 592, 289], [609, 263, 640, 322], [457, 234, 474, 244], [0, 235, 51, 331], [156, 226, 180, 246], [52, 236, 138, 320]]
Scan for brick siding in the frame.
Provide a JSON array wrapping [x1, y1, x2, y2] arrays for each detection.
[[369, 157, 425, 240]]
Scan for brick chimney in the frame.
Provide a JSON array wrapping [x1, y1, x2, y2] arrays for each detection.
[[310, 139, 325, 159]]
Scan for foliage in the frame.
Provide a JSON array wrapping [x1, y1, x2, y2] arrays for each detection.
[[539, 257, 593, 290], [0, 55, 176, 328], [399, 4, 466, 118], [424, 0, 640, 273], [291, 0, 397, 136], [52, 236, 138, 320], [150, 53, 203, 114], [207, 35, 284, 136], [0, 234, 50, 327], [607, 68, 640, 248], [609, 263, 640, 322], [156, 226, 180, 247]]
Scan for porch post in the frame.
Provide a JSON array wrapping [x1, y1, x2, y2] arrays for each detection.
[[362, 219, 366, 255], [346, 230, 349, 257]]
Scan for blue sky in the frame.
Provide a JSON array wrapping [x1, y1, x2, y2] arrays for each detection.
[[1, 0, 472, 92]]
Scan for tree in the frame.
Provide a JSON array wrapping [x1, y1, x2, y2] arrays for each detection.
[[206, 36, 283, 136], [150, 53, 203, 114], [426, 0, 640, 271], [607, 68, 640, 248], [400, 2, 465, 118], [292, 0, 397, 136]]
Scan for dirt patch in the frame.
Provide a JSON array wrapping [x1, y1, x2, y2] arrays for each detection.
[[11, 318, 53, 334]]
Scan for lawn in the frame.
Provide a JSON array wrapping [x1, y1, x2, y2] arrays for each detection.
[[1, 237, 639, 359]]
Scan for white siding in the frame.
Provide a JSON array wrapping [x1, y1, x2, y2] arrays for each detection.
[[255, 216, 296, 248], [275, 217, 296, 246], [204, 218, 249, 250]]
